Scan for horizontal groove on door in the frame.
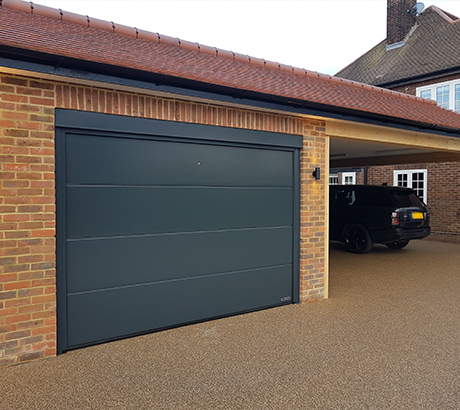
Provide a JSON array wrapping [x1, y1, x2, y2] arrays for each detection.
[[66, 186, 293, 239], [67, 265, 293, 348], [66, 225, 292, 242], [67, 227, 293, 293], [67, 263, 293, 296]]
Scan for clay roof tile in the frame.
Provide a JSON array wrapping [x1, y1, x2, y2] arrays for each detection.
[[1, 0, 460, 131]]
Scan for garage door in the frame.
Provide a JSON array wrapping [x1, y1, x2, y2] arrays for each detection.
[[56, 110, 302, 352]]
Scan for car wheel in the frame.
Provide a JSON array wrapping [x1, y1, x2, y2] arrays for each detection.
[[385, 239, 410, 249], [343, 224, 373, 254]]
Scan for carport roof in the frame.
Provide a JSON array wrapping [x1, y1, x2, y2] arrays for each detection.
[[1, 0, 460, 135]]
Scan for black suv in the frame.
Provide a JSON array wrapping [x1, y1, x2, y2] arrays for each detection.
[[330, 185, 430, 253]]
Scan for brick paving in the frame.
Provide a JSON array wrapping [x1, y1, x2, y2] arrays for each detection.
[[1, 240, 459, 409]]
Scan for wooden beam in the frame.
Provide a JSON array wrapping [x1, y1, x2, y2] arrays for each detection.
[[331, 151, 460, 168], [326, 120, 460, 152]]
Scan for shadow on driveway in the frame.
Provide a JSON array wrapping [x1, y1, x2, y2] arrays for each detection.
[[2, 240, 460, 409]]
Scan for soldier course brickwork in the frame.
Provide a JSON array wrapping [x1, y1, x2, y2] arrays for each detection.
[[0, 72, 328, 366]]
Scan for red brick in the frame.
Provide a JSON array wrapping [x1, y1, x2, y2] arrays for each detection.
[[18, 350, 45, 362], [2, 77, 28, 86], [0, 325, 15, 334], [30, 181, 54, 188], [5, 297, 30, 308], [0, 273, 18, 282], [5, 314, 31, 325], [17, 319, 43, 329], [3, 215, 30, 222], [0, 258, 16, 267], [1, 94, 28, 103], [31, 262, 55, 271], [18, 271, 43, 281], [21, 335, 43, 345], [0, 206, 16, 213], [0, 307, 17, 317], [29, 81, 54, 91], [5, 330, 30, 340], [18, 303, 44, 313], [31, 325, 56, 336], [29, 97, 54, 106], [32, 278, 55, 287], [4, 281, 30, 291], [31, 295, 55, 304], [31, 230, 55, 238]]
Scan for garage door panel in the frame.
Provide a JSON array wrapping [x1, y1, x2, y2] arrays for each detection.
[[67, 227, 293, 293], [67, 265, 293, 348], [58, 115, 299, 353], [66, 186, 293, 238], [66, 134, 294, 187]]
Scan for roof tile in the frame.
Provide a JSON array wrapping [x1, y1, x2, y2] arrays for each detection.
[[1, 0, 460, 132], [337, 6, 460, 86]]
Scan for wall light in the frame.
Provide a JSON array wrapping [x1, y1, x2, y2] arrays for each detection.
[[312, 167, 321, 180]]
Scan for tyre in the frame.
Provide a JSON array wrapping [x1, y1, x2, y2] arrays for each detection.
[[343, 224, 373, 254], [385, 239, 410, 249]]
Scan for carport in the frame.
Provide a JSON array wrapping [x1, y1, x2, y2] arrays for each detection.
[[328, 119, 460, 170]]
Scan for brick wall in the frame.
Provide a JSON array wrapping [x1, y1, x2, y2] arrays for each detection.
[[0, 75, 56, 367], [0, 71, 328, 366], [300, 121, 328, 301]]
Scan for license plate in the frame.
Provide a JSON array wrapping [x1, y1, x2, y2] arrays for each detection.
[[411, 212, 424, 220]]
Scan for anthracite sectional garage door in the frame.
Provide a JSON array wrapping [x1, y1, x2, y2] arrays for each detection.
[[56, 110, 302, 353]]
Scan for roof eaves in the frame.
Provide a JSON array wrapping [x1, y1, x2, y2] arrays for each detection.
[[4, 43, 458, 141], [374, 65, 460, 88], [1, 0, 459, 137]]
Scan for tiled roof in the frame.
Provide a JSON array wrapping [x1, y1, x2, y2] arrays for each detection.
[[1, 0, 460, 132], [336, 6, 460, 86]]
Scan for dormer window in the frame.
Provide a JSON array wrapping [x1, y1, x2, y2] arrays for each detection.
[[417, 80, 460, 113], [455, 84, 460, 112], [436, 85, 449, 108], [420, 89, 431, 99]]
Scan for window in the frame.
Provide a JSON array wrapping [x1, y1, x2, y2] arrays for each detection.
[[329, 174, 339, 185], [342, 172, 356, 185], [455, 84, 460, 113], [420, 89, 431, 100], [417, 79, 460, 111], [393, 169, 427, 204], [436, 85, 449, 108]]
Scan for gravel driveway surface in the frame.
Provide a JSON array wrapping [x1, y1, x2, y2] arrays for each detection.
[[2, 240, 460, 410]]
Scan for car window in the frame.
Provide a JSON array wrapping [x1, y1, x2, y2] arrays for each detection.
[[347, 190, 356, 205], [333, 189, 355, 206], [388, 190, 424, 207], [358, 188, 393, 206]]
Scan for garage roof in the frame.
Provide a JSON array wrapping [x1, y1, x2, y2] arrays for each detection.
[[1, 0, 460, 134]]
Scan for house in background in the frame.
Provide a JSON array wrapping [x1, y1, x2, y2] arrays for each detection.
[[336, 0, 460, 243]]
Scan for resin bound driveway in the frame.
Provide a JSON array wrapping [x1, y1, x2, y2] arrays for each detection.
[[2, 240, 460, 410]]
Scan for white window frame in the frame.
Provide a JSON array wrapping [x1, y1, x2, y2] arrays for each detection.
[[342, 172, 356, 185], [393, 169, 427, 204], [329, 173, 339, 185], [417, 79, 460, 113]]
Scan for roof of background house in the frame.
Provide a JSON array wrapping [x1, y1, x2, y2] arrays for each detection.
[[336, 6, 460, 87], [1, 0, 460, 133]]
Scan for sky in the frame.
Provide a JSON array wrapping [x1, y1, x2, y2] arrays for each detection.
[[35, 0, 460, 75]]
